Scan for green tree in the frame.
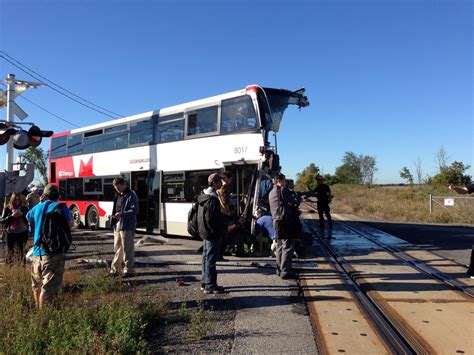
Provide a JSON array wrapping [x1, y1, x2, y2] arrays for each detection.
[[399, 167, 414, 184], [334, 152, 377, 185], [295, 163, 320, 191], [431, 161, 471, 186], [19, 147, 48, 187], [334, 152, 362, 184]]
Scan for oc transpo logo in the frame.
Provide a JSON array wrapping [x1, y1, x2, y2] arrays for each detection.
[[58, 171, 73, 177]]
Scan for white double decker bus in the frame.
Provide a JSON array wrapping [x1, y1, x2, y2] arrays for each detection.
[[48, 85, 309, 236]]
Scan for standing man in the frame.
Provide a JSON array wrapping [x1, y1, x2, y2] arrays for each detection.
[[27, 184, 73, 309], [314, 175, 333, 233], [448, 182, 474, 279], [110, 176, 139, 277], [198, 173, 226, 294], [269, 173, 296, 279], [26, 185, 41, 209]]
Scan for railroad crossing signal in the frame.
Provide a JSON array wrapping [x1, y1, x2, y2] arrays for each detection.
[[0, 122, 53, 150]]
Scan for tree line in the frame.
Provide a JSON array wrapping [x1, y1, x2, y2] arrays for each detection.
[[295, 151, 377, 191], [399, 146, 471, 186]]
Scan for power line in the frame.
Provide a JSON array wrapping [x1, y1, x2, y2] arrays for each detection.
[[0, 82, 80, 128], [0, 51, 124, 119], [18, 95, 80, 128]]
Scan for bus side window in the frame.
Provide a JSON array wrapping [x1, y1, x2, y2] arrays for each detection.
[[221, 96, 258, 133], [50, 136, 67, 159], [130, 120, 154, 145], [50, 162, 57, 183], [67, 134, 82, 155], [187, 106, 218, 136], [156, 119, 184, 143], [162, 172, 185, 202], [66, 178, 84, 200], [59, 179, 66, 199]]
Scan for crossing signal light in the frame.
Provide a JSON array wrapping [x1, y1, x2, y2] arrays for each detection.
[[13, 126, 54, 150], [0, 123, 17, 145], [0, 124, 54, 150], [27, 125, 53, 148]]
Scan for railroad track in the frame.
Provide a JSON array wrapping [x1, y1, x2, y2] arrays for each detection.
[[299, 202, 473, 354], [301, 201, 473, 298]]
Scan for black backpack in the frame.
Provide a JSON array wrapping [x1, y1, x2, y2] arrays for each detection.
[[187, 198, 200, 238], [36, 202, 72, 255]]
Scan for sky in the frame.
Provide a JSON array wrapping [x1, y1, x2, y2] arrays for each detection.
[[0, 0, 472, 184]]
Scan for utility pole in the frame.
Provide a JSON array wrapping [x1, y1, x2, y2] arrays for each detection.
[[5, 73, 15, 172]]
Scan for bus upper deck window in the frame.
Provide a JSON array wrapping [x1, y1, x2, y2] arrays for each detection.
[[187, 106, 218, 136], [50, 136, 67, 159], [67, 134, 82, 155], [221, 96, 257, 133], [130, 120, 153, 145]]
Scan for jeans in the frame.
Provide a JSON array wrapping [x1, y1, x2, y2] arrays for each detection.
[[273, 220, 294, 277], [276, 238, 295, 277], [202, 238, 221, 288], [6, 231, 28, 265]]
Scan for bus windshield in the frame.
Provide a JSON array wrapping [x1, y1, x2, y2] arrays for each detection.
[[259, 88, 309, 132]]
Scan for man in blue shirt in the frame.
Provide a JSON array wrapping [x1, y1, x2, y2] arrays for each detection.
[[255, 208, 276, 256], [27, 184, 72, 309]]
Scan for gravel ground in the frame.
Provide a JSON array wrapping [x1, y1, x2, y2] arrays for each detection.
[[1, 228, 317, 354]]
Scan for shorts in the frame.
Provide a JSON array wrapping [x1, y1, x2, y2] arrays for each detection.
[[31, 253, 65, 296]]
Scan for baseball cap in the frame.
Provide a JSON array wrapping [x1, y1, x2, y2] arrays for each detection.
[[208, 173, 222, 184]]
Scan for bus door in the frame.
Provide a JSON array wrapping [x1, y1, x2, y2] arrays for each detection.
[[223, 162, 258, 224], [130, 171, 149, 229], [147, 170, 162, 234]]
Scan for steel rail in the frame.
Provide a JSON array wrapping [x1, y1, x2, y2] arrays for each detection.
[[301, 201, 474, 298], [304, 222, 416, 354], [304, 221, 425, 354]]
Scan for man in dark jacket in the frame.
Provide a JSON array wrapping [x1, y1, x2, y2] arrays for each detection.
[[314, 175, 333, 232], [198, 173, 226, 294], [269, 173, 296, 279], [110, 176, 139, 277]]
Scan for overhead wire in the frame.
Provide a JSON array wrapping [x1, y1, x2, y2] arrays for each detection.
[[0, 82, 80, 128], [0, 51, 124, 119]]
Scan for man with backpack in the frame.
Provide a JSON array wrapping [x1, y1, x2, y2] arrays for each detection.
[[26, 184, 73, 309], [198, 173, 226, 294]]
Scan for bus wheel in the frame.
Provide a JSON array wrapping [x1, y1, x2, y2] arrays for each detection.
[[86, 206, 99, 230], [71, 206, 82, 228]]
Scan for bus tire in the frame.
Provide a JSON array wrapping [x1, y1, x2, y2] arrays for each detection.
[[70, 205, 82, 228], [86, 206, 99, 230]]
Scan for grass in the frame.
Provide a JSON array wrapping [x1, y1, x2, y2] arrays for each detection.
[[0, 265, 165, 354], [177, 298, 212, 341], [329, 184, 474, 225]]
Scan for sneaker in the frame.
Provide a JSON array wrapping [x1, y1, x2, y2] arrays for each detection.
[[281, 273, 297, 280], [200, 283, 205, 291], [271, 240, 278, 253], [203, 286, 226, 294], [123, 271, 135, 278]]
